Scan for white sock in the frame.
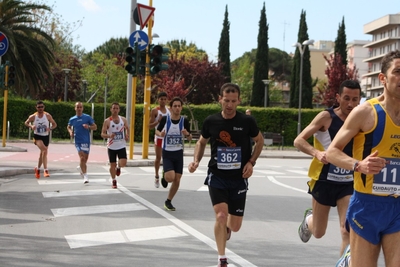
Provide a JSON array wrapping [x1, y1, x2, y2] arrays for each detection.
[[305, 214, 312, 228], [218, 255, 227, 261]]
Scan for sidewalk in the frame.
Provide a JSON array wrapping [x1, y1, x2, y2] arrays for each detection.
[[0, 142, 311, 178]]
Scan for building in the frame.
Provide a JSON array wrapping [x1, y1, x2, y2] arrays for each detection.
[[363, 13, 400, 97], [347, 40, 370, 94], [309, 40, 334, 80]]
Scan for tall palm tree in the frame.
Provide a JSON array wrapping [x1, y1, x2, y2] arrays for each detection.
[[0, 0, 55, 97]]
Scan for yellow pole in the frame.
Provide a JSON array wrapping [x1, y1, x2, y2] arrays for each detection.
[[2, 65, 8, 147], [141, 0, 153, 159], [129, 76, 137, 159]]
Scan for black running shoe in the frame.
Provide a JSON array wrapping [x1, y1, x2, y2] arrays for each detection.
[[161, 177, 168, 188], [218, 258, 228, 267], [164, 200, 176, 211]]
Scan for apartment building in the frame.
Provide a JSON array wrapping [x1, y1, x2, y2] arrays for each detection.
[[347, 40, 370, 94], [363, 13, 400, 97]]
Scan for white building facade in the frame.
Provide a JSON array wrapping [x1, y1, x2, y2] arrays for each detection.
[[363, 13, 400, 97]]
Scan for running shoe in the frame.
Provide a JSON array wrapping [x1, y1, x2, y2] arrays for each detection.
[[298, 208, 313, 243], [116, 167, 121, 176], [154, 177, 160, 188], [83, 175, 89, 184], [218, 258, 228, 267], [226, 227, 231, 241], [336, 244, 351, 267], [44, 170, 50, 178], [112, 179, 117, 189], [164, 200, 175, 211], [34, 167, 40, 179], [161, 177, 168, 188]]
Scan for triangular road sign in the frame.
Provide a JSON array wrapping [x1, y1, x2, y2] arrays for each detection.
[[137, 3, 155, 30]]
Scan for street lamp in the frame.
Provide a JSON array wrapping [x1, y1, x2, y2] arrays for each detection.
[[262, 79, 271, 107], [292, 39, 314, 136], [62, 68, 71, 102], [82, 80, 88, 102]]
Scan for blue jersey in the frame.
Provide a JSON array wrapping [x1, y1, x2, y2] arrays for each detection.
[[68, 113, 95, 144]]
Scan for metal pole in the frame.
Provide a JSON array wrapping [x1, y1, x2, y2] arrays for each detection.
[[64, 74, 68, 102], [297, 49, 304, 136], [264, 84, 267, 108]]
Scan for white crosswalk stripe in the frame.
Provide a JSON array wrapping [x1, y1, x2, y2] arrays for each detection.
[[43, 189, 121, 198], [65, 225, 187, 249], [51, 203, 147, 217]]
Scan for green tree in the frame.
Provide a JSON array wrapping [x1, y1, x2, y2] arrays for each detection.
[[290, 10, 313, 109], [0, 0, 55, 98], [87, 37, 129, 59], [334, 17, 347, 66], [165, 39, 207, 60], [251, 2, 269, 107], [218, 5, 231, 82]]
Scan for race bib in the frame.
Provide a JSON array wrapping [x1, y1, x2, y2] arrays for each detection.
[[165, 134, 183, 149], [217, 147, 242, 170], [327, 164, 353, 182], [373, 158, 400, 195], [113, 131, 123, 140]]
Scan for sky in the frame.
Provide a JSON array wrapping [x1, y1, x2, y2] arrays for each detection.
[[48, 0, 398, 61]]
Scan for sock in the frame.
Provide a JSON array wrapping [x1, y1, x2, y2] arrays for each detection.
[[218, 255, 227, 262], [305, 214, 312, 227], [166, 199, 171, 202]]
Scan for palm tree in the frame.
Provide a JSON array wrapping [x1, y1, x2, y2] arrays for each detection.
[[0, 0, 55, 98]]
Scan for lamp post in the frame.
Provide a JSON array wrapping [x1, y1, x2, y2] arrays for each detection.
[[62, 68, 71, 102], [82, 80, 88, 102], [292, 39, 314, 136], [262, 79, 271, 107]]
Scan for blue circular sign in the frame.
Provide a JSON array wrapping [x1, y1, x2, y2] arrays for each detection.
[[129, 30, 149, 51], [0, 31, 9, 57]]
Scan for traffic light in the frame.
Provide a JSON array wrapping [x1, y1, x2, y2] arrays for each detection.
[[0, 65, 4, 88], [125, 46, 146, 76], [149, 44, 169, 75], [125, 46, 137, 75], [6, 65, 15, 86]]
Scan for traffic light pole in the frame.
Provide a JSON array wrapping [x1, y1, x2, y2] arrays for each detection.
[[128, 43, 140, 159], [141, 0, 153, 159]]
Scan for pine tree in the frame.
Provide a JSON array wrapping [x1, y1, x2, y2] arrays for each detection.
[[334, 17, 347, 66], [218, 5, 231, 83], [290, 10, 313, 109], [250, 2, 269, 107]]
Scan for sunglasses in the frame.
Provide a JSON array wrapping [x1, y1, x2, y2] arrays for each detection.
[[37, 106, 44, 108]]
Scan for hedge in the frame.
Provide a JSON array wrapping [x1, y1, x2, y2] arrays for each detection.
[[0, 98, 322, 146]]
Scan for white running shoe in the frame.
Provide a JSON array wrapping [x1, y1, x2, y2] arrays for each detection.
[[83, 175, 89, 184], [298, 208, 312, 243]]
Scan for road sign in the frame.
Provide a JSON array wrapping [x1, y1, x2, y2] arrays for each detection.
[[0, 32, 9, 57], [137, 3, 155, 30], [129, 30, 149, 51]]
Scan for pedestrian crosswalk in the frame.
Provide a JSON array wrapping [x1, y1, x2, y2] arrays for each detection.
[[33, 165, 307, 266]]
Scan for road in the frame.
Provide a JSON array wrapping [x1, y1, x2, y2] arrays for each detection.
[[0, 143, 383, 266]]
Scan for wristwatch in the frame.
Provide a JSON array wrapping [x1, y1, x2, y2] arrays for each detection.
[[248, 159, 256, 166]]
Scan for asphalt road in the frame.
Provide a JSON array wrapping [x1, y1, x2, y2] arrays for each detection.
[[0, 143, 384, 266]]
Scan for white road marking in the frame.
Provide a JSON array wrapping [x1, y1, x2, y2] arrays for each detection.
[[139, 166, 207, 174], [197, 185, 208, 191], [43, 189, 121, 198], [255, 170, 285, 175], [50, 172, 110, 176], [287, 170, 309, 176], [267, 176, 307, 194], [51, 203, 147, 217], [117, 184, 257, 267], [65, 225, 187, 249], [37, 178, 108, 185]]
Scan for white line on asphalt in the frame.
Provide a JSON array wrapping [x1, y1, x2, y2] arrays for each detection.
[[51, 203, 147, 217], [267, 176, 307, 194], [37, 178, 108, 185], [65, 225, 187, 249], [255, 170, 285, 175], [287, 170, 309, 175], [42, 189, 121, 198], [139, 166, 207, 174], [117, 184, 257, 267], [50, 172, 110, 176]]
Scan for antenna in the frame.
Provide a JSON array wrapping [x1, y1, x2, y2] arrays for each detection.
[[283, 21, 290, 52]]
